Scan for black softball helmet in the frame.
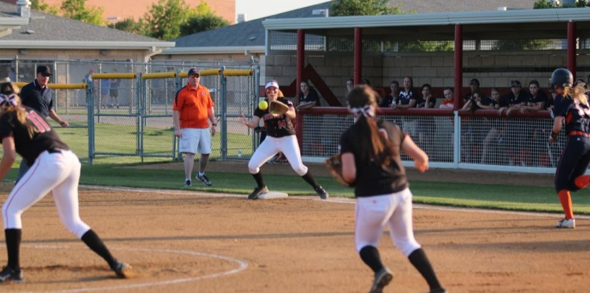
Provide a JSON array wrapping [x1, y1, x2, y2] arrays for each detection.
[[549, 68, 573, 89]]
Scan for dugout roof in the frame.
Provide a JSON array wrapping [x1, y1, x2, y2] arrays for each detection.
[[263, 8, 590, 42]]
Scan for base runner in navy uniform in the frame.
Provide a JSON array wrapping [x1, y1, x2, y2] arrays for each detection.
[[238, 81, 328, 200], [549, 68, 590, 229], [339, 86, 446, 293], [0, 82, 132, 283]]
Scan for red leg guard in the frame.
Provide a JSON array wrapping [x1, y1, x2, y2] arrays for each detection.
[[574, 175, 590, 189]]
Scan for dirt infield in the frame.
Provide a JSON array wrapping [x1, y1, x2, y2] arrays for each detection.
[[0, 183, 588, 293]]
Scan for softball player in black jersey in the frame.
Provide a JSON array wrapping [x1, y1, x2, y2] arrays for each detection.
[[238, 81, 328, 200], [549, 68, 590, 229], [339, 86, 446, 293], [0, 82, 132, 283]]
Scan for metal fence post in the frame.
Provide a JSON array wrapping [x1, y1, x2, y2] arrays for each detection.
[[87, 74, 95, 165], [220, 66, 227, 160]]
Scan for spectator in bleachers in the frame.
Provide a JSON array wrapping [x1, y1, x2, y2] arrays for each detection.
[[393, 76, 419, 136], [461, 91, 486, 162], [346, 78, 354, 95], [379, 80, 399, 107], [520, 80, 548, 114], [464, 78, 480, 106], [479, 88, 501, 164], [439, 87, 454, 109], [418, 83, 436, 153], [297, 80, 320, 111], [499, 80, 530, 166]]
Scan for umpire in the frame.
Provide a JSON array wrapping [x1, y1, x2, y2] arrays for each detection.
[[15, 65, 69, 183]]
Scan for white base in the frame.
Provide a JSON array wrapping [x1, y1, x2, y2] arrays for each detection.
[[258, 191, 289, 199]]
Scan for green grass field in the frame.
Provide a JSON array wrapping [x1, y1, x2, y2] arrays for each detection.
[[3, 160, 588, 216]]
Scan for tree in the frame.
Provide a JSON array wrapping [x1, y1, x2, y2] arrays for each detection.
[[179, 13, 229, 36], [31, 0, 59, 14], [330, 0, 404, 16], [143, 0, 190, 40], [534, 0, 589, 8], [61, 0, 104, 26]]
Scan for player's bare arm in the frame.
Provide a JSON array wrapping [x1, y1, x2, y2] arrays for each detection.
[[341, 152, 356, 183], [0, 136, 16, 180], [172, 110, 182, 138], [549, 115, 563, 143], [238, 114, 260, 129], [402, 135, 429, 172]]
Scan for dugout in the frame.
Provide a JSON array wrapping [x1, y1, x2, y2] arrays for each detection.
[[262, 8, 590, 173]]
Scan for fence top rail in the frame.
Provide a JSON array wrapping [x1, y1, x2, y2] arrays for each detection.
[[178, 68, 221, 77], [142, 72, 177, 80], [300, 107, 551, 118], [91, 73, 137, 79], [14, 82, 86, 90]]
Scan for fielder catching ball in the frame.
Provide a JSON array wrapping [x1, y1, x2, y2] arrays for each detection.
[[238, 81, 328, 200]]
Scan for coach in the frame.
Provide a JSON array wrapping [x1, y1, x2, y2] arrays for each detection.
[[173, 68, 217, 188]]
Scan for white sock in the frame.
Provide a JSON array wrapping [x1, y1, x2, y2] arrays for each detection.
[[198, 172, 204, 176]]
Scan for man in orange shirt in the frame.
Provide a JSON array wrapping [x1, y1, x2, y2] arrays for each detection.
[[173, 68, 217, 187]]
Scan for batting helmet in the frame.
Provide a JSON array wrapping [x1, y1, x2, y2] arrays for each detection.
[[549, 68, 573, 89]]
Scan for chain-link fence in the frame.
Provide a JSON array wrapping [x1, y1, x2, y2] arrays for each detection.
[[300, 109, 560, 173]]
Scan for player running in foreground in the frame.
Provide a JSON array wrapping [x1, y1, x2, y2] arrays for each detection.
[[339, 86, 446, 293], [0, 82, 132, 283], [238, 81, 328, 200], [549, 68, 590, 229]]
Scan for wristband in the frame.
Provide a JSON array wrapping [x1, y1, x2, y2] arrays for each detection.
[[551, 131, 559, 140]]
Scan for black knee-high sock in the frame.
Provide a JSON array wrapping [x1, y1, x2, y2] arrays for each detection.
[[408, 248, 442, 290], [360, 246, 384, 273], [301, 171, 319, 189], [252, 172, 265, 188], [81, 230, 117, 269], [5, 229, 21, 271]]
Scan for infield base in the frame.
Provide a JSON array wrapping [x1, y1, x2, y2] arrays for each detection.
[[258, 191, 288, 199]]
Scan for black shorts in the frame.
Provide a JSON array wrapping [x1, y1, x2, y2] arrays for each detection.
[[110, 89, 118, 98]]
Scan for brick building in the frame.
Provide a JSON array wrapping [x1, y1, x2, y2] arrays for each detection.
[[0, 0, 236, 24]]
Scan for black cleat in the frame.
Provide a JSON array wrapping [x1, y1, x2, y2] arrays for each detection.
[[314, 186, 329, 200], [428, 288, 448, 293], [184, 179, 192, 187], [113, 261, 133, 279], [196, 174, 212, 186], [248, 186, 268, 200], [0, 266, 24, 283], [369, 267, 393, 293]]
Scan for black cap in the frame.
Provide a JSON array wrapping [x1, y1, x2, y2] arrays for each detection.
[[187, 68, 200, 76], [510, 80, 522, 87], [37, 65, 51, 76], [469, 78, 480, 86]]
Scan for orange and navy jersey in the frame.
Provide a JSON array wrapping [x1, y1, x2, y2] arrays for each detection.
[[553, 94, 590, 134], [173, 84, 214, 129]]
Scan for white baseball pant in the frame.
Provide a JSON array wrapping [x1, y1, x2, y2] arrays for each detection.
[[248, 135, 308, 176], [2, 150, 91, 238], [354, 188, 421, 257]]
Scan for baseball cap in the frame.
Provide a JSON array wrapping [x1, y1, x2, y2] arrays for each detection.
[[37, 65, 51, 76], [510, 80, 522, 87], [187, 68, 200, 76], [469, 78, 480, 85], [265, 81, 279, 89]]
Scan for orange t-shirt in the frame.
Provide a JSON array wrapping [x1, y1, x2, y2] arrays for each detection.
[[173, 84, 214, 129]]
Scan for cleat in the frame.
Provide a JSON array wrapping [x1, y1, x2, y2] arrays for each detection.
[[248, 186, 268, 200], [369, 267, 393, 293], [184, 179, 192, 187], [314, 186, 329, 200], [0, 266, 24, 283], [113, 261, 133, 279], [428, 288, 448, 293], [196, 174, 212, 186], [555, 218, 575, 229]]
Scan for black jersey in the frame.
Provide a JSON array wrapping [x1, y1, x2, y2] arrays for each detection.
[[553, 95, 590, 134], [340, 120, 408, 197], [0, 106, 69, 166], [254, 97, 295, 138]]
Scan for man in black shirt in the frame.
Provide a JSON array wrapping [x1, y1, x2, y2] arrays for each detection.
[[16, 65, 69, 183]]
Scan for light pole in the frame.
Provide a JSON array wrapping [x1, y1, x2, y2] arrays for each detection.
[[107, 16, 120, 29]]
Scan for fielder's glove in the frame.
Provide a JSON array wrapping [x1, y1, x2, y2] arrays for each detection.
[[269, 100, 289, 116], [324, 154, 353, 187]]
